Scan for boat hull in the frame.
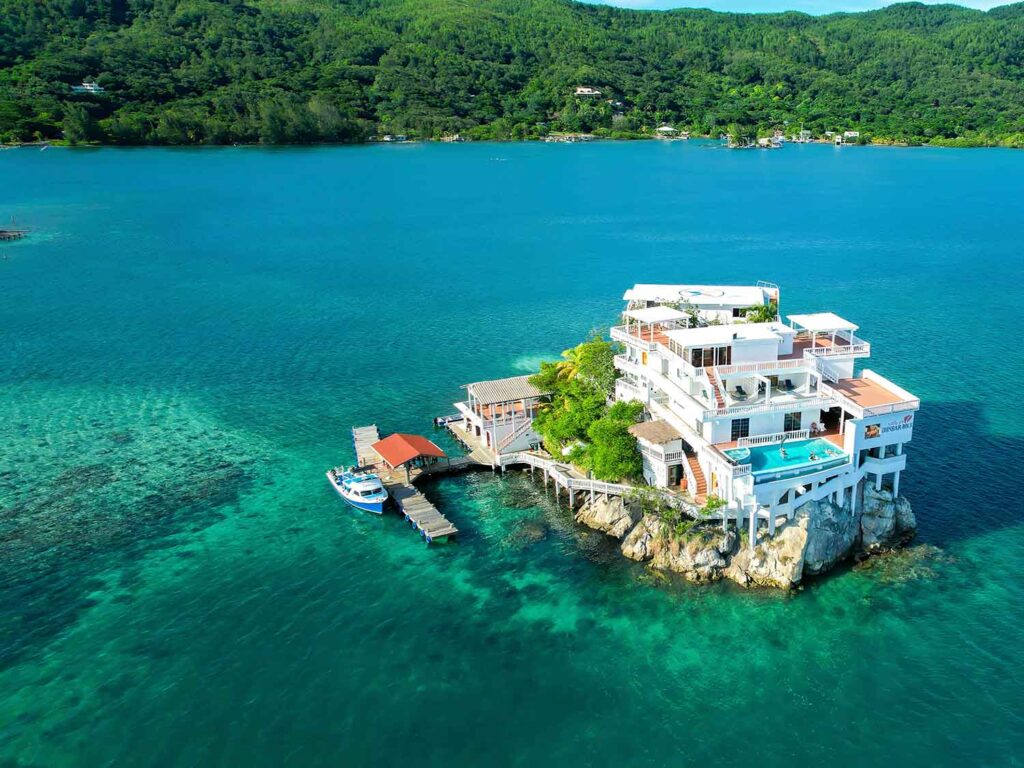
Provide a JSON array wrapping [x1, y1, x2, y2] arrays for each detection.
[[342, 495, 386, 515]]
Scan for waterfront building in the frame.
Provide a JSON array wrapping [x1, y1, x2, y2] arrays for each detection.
[[573, 86, 603, 97], [611, 283, 918, 538], [453, 375, 550, 455], [70, 81, 104, 94]]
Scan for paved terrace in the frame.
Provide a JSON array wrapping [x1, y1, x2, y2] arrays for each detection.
[[829, 376, 908, 409]]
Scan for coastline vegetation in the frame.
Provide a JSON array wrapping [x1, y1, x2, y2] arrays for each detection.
[[3, 0, 1024, 147], [529, 336, 644, 483]]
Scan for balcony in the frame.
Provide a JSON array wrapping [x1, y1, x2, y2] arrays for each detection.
[[702, 390, 835, 420], [615, 377, 647, 403], [613, 354, 644, 377], [454, 400, 539, 427], [610, 325, 658, 351], [781, 332, 871, 361], [819, 372, 920, 418]]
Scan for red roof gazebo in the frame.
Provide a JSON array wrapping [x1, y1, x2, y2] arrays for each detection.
[[371, 434, 448, 480]]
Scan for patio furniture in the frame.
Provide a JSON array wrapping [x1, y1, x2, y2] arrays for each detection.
[[734, 385, 749, 401]]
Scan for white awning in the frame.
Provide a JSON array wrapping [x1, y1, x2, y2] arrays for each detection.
[[623, 284, 767, 307], [623, 306, 688, 323], [664, 322, 787, 348], [787, 312, 859, 333]]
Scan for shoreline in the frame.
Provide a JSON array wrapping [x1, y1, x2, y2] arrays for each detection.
[[4, 137, 1021, 151]]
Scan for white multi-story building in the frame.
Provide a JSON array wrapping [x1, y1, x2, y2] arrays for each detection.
[[612, 282, 919, 539]]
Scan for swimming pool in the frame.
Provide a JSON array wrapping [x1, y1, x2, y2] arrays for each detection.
[[724, 438, 848, 481]]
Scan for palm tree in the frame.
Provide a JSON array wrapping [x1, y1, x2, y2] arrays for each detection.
[[555, 344, 581, 383]]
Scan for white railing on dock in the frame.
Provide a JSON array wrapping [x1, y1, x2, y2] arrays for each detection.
[[498, 451, 707, 516]]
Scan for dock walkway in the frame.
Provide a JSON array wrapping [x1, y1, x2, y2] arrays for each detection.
[[352, 425, 381, 467], [388, 482, 459, 542]]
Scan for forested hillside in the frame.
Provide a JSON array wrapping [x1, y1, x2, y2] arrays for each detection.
[[2, 0, 1024, 145]]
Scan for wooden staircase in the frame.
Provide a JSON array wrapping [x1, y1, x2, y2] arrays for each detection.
[[685, 453, 708, 503], [497, 417, 534, 453], [705, 369, 726, 409]]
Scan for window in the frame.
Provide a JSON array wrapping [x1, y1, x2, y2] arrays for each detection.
[[730, 418, 750, 441], [784, 412, 801, 432], [732, 307, 744, 318], [691, 345, 733, 368]]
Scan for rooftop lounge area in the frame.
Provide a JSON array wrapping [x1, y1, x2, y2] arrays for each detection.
[[827, 374, 915, 411], [782, 312, 870, 359]]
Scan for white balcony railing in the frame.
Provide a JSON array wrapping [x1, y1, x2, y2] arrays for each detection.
[[702, 395, 834, 421], [818, 382, 920, 418], [454, 400, 538, 428], [802, 337, 871, 359], [615, 378, 646, 402], [713, 358, 806, 377], [736, 429, 810, 448], [613, 354, 644, 376], [610, 325, 657, 351]]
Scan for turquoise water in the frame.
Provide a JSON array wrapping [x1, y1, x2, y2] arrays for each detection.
[[2, 142, 1023, 766], [726, 438, 846, 477]]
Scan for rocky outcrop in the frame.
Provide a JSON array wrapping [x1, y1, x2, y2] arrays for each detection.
[[724, 497, 860, 588], [650, 529, 737, 583], [576, 480, 916, 590], [802, 496, 862, 574], [619, 514, 735, 582], [621, 513, 659, 561], [860, 485, 917, 552], [575, 494, 641, 539], [725, 523, 807, 589]]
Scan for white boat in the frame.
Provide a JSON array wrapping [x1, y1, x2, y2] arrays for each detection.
[[326, 467, 389, 514]]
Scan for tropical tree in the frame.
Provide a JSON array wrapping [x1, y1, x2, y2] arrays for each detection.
[[744, 300, 779, 323]]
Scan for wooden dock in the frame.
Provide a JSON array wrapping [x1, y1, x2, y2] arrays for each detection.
[[344, 424, 468, 544], [388, 482, 459, 542], [352, 424, 381, 467]]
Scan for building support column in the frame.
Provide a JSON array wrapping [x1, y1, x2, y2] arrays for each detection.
[[875, 472, 883, 491], [768, 501, 776, 536], [748, 503, 757, 550], [893, 470, 901, 498]]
